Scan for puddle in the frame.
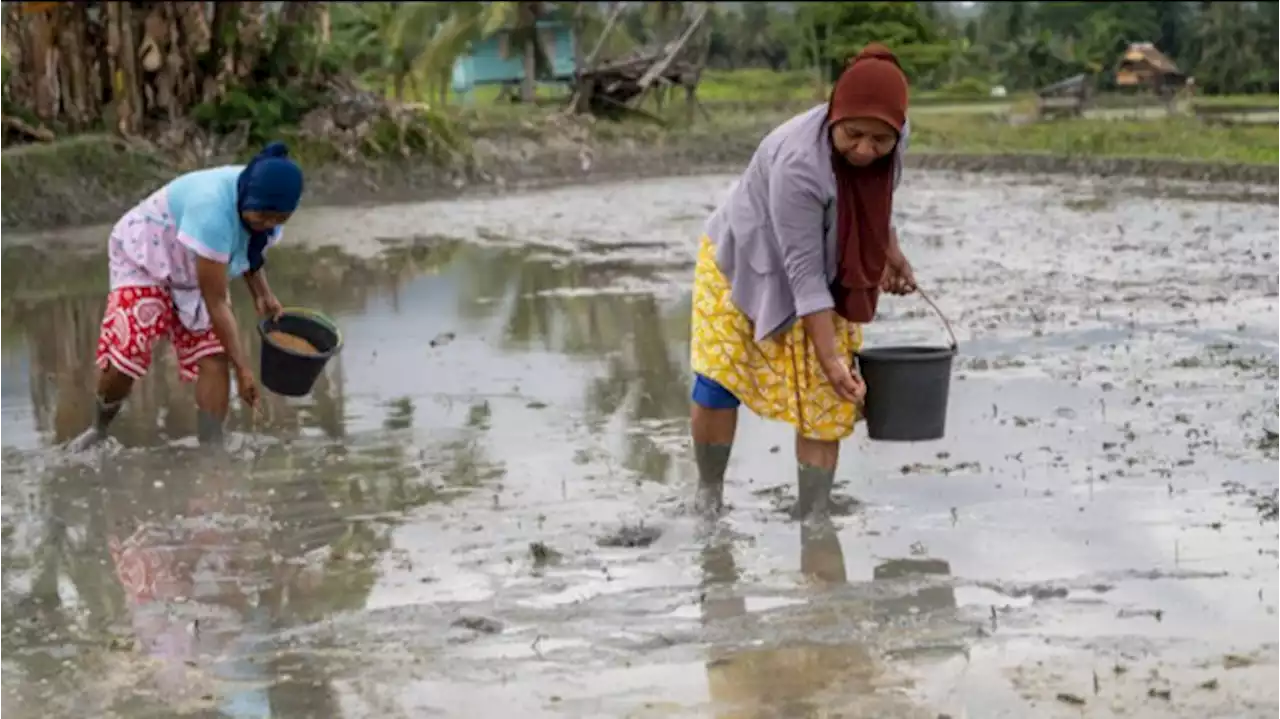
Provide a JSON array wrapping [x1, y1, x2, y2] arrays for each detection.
[[2, 171, 1277, 718]]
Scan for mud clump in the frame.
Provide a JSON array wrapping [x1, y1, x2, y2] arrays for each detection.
[[451, 615, 503, 634], [267, 330, 320, 355], [597, 523, 662, 548], [529, 541, 563, 567]]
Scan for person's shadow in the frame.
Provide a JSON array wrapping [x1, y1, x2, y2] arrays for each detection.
[[697, 522, 956, 718]]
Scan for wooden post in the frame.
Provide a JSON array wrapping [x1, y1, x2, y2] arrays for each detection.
[[635, 4, 708, 92], [685, 2, 712, 124], [567, 1, 627, 115], [572, 1, 585, 75], [519, 1, 538, 104]]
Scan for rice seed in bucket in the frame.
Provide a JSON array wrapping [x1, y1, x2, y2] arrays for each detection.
[[267, 330, 320, 355]]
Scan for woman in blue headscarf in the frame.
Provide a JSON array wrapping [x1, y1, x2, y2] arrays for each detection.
[[71, 142, 306, 450]]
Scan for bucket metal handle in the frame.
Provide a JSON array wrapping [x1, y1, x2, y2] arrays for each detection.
[[914, 287, 959, 351]]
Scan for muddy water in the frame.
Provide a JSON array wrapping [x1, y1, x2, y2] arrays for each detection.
[[2, 172, 1277, 718]]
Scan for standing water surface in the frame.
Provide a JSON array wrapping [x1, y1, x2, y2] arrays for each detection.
[[2, 172, 1277, 718]]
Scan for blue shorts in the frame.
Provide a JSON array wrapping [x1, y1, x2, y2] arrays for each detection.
[[691, 374, 741, 410]]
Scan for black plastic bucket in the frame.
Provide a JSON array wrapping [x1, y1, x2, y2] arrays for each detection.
[[854, 289, 958, 442], [258, 308, 343, 398]]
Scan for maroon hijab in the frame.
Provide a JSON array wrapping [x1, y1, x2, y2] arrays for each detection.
[[826, 44, 909, 324]]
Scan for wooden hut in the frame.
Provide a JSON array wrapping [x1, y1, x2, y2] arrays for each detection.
[[1115, 42, 1187, 96], [450, 20, 578, 103], [1036, 73, 1094, 118]]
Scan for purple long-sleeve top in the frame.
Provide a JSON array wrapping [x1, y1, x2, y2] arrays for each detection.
[[704, 104, 909, 341]]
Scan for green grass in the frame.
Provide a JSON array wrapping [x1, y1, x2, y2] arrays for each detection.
[[452, 99, 789, 151], [409, 66, 1277, 117], [698, 69, 1026, 107], [421, 68, 1279, 149], [0, 134, 175, 229], [1192, 94, 1279, 109], [909, 113, 1278, 165], [697, 68, 821, 104], [451, 83, 1276, 167]]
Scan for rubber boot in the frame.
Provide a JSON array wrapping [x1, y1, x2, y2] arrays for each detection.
[[793, 463, 835, 522], [196, 409, 226, 448], [66, 397, 123, 452], [693, 442, 732, 515]]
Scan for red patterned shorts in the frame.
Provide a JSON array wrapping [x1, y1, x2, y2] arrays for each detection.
[[96, 286, 225, 382]]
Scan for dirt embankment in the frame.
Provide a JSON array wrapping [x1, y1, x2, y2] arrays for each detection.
[[3, 127, 1277, 233]]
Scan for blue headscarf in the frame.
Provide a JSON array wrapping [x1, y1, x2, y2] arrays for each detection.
[[237, 141, 304, 273]]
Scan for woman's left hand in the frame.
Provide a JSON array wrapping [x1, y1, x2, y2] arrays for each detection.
[[254, 292, 284, 320], [881, 247, 917, 295]]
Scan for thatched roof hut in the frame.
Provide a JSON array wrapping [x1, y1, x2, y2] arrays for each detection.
[[1115, 43, 1187, 91]]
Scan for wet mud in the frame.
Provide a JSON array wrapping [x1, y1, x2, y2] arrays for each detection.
[[2, 171, 1277, 718]]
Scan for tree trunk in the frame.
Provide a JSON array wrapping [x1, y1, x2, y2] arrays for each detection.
[[519, 2, 538, 104], [276, 1, 316, 77], [572, 2, 585, 75], [106, 0, 143, 135], [205, 2, 237, 102], [140, 4, 178, 122], [317, 3, 331, 46], [4, 5, 32, 118], [234, 2, 265, 81], [26, 5, 58, 122], [521, 40, 536, 102], [57, 5, 91, 128], [172, 2, 210, 113]]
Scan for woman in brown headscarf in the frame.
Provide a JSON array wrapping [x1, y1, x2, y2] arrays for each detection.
[[689, 45, 916, 519]]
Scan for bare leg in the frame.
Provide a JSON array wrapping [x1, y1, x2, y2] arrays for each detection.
[[691, 404, 737, 514], [194, 354, 231, 446], [793, 435, 839, 521], [67, 365, 133, 451]]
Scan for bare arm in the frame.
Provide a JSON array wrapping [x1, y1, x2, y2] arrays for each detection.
[[197, 257, 253, 374], [801, 310, 844, 366], [243, 267, 270, 300]]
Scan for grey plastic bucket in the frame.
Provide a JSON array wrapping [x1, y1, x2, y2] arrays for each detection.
[[854, 289, 958, 442]]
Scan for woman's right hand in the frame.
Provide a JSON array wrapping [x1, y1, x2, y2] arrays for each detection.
[[820, 355, 866, 406]]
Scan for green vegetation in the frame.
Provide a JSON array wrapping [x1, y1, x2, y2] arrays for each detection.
[[909, 114, 1278, 165], [2, 1, 1275, 177], [0, 135, 173, 229], [697, 68, 819, 104]]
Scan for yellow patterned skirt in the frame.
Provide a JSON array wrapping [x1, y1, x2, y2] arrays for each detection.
[[690, 236, 863, 441]]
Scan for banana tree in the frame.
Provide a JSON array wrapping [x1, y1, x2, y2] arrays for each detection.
[[379, 1, 515, 104], [414, 2, 515, 104]]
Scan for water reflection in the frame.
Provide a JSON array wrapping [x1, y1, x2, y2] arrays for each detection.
[[451, 244, 691, 481], [1, 438, 467, 716], [698, 525, 961, 717], [1, 237, 691, 469], [1, 234, 694, 716], [104, 455, 275, 715], [0, 241, 398, 448], [871, 558, 957, 623]]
